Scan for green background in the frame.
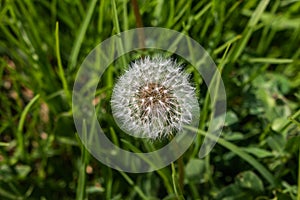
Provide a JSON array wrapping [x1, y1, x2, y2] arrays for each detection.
[[0, 0, 300, 199]]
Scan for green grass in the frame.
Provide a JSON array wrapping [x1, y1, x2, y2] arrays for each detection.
[[1, 0, 300, 199]]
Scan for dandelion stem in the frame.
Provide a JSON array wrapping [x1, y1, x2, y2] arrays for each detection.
[[171, 163, 179, 196], [178, 156, 184, 192]]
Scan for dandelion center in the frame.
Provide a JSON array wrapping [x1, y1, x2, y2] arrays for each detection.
[[131, 83, 181, 126]]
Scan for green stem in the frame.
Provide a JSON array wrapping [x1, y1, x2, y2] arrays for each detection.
[[68, 0, 98, 70], [171, 162, 184, 199], [119, 171, 148, 200], [55, 22, 71, 104], [298, 146, 300, 200], [17, 94, 40, 160], [76, 121, 89, 200]]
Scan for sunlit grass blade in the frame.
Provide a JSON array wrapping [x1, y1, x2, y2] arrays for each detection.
[[213, 35, 242, 55], [248, 58, 294, 64], [0, 142, 9, 147]]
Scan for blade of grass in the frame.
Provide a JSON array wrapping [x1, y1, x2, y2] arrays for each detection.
[[298, 146, 300, 200], [248, 58, 294, 64], [166, 0, 175, 28], [76, 120, 89, 200], [111, 0, 121, 33], [15, 1, 42, 50], [173, 0, 192, 27], [68, 0, 98, 70], [75, 0, 86, 19], [242, 57, 293, 87], [185, 126, 277, 187], [213, 35, 242, 55], [199, 44, 230, 189], [192, 42, 230, 158], [55, 22, 71, 104], [193, 2, 212, 21], [76, 147, 87, 200], [171, 162, 184, 199], [288, 117, 300, 128], [16, 94, 40, 160], [122, 0, 129, 31], [111, 0, 127, 69], [1, 24, 30, 61], [0, 142, 9, 146], [105, 168, 113, 200], [224, 0, 242, 20], [121, 139, 173, 194], [200, 15, 213, 41], [229, 0, 270, 63], [279, 109, 300, 133], [257, 0, 280, 54], [119, 171, 148, 200], [97, 0, 105, 34], [0, 187, 21, 200]]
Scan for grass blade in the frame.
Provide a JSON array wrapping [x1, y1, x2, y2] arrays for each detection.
[[55, 22, 71, 104], [248, 58, 294, 64], [119, 171, 148, 200], [68, 0, 98, 70], [185, 126, 277, 186], [298, 146, 300, 200], [16, 94, 40, 160], [76, 120, 89, 200], [229, 0, 270, 62]]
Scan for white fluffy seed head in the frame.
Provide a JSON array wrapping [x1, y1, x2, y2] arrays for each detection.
[[111, 56, 198, 139]]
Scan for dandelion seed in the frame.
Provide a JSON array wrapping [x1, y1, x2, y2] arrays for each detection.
[[111, 56, 198, 139]]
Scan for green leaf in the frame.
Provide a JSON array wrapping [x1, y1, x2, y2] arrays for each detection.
[[272, 118, 289, 132], [241, 147, 273, 158], [223, 132, 245, 141], [266, 134, 286, 153], [185, 158, 206, 183], [216, 171, 264, 200], [225, 111, 239, 126], [185, 126, 277, 186], [15, 165, 31, 179], [86, 185, 105, 194], [236, 171, 264, 193]]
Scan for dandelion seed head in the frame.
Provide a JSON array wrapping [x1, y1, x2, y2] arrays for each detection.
[[111, 56, 198, 139]]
